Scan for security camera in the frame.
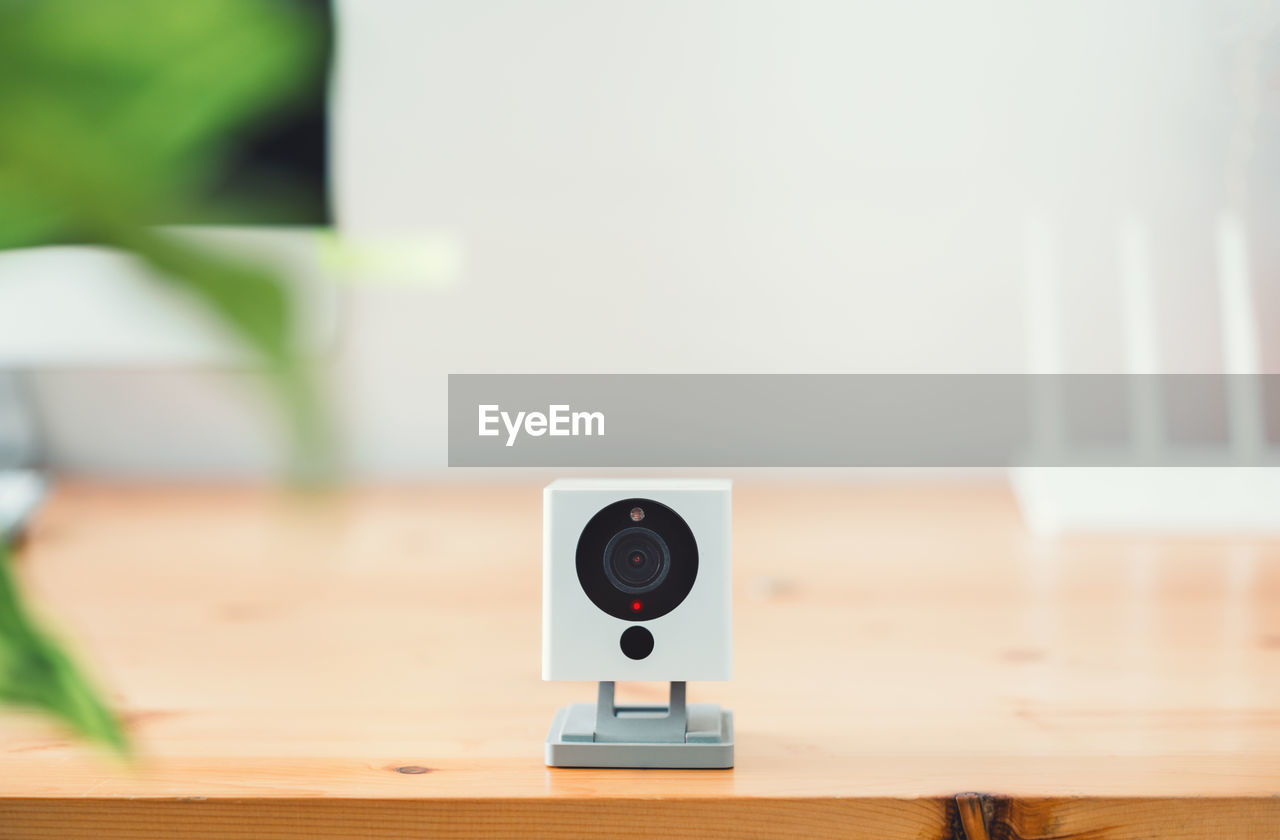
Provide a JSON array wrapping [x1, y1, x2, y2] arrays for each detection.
[[543, 478, 733, 768], [543, 478, 732, 680]]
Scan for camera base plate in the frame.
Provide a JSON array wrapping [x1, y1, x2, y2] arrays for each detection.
[[545, 682, 734, 768]]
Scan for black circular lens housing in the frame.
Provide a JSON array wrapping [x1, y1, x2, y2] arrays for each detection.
[[577, 498, 698, 621]]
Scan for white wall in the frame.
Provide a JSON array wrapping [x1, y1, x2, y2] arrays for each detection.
[[25, 0, 1280, 477]]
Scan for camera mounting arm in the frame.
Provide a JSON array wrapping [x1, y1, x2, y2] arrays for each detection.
[[546, 680, 733, 768], [594, 681, 687, 743]]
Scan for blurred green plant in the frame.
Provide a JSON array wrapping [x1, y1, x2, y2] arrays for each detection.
[[0, 0, 332, 752], [0, 540, 126, 752]]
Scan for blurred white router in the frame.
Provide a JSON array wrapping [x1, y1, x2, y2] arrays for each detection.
[[1011, 212, 1280, 535], [0, 226, 344, 535], [0, 227, 341, 367]]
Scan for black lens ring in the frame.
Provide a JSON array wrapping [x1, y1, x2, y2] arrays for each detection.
[[602, 526, 671, 593], [576, 498, 698, 621]]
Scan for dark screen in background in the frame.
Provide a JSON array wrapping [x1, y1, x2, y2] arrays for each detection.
[[181, 0, 332, 226]]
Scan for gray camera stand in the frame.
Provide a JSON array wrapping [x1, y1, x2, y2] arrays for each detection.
[[545, 681, 734, 768]]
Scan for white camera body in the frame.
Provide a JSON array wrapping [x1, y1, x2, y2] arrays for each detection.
[[542, 478, 732, 682]]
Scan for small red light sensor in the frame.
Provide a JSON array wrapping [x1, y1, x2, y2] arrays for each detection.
[[630, 600, 642, 612]]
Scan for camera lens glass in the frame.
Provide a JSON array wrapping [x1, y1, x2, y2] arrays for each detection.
[[603, 527, 670, 593], [576, 498, 698, 621]]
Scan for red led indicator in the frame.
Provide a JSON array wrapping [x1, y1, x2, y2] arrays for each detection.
[[630, 600, 642, 612]]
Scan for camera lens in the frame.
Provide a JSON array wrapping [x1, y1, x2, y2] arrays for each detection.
[[603, 527, 670, 593]]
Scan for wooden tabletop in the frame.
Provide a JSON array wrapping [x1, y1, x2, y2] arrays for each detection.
[[1, 482, 1277, 839]]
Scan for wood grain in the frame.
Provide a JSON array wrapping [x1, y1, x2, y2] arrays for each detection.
[[1, 482, 1277, 838], [955, 794, 993, 840]]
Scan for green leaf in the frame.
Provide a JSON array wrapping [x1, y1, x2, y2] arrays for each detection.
[[0, 541, 128, 753], [0, 0, 323, 238], [116, 226, 332, 482]]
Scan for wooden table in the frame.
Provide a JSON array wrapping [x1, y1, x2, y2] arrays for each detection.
[[1, 483, 1277, 839]]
